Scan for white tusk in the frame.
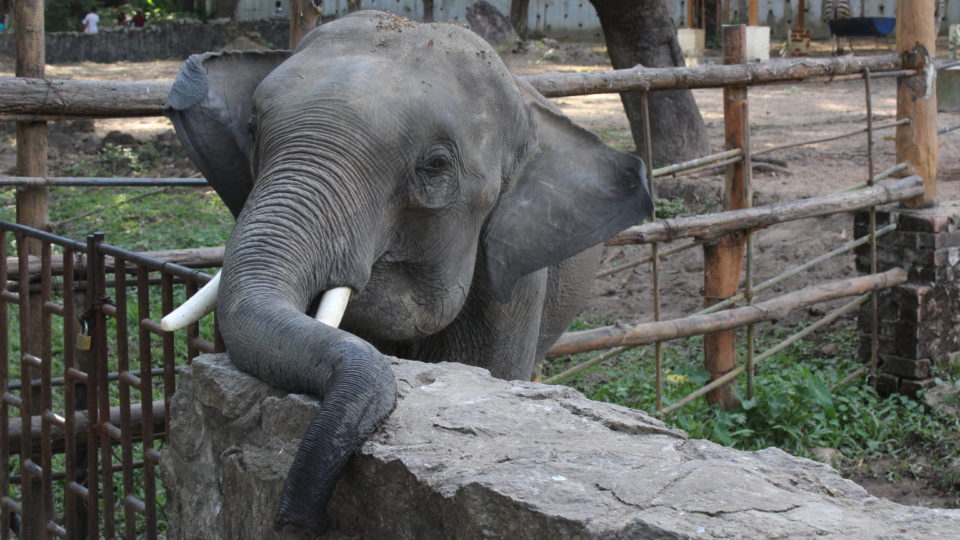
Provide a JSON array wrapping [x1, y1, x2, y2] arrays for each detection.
[[160, 271, 220, 332], [314, 287, 351, 328]]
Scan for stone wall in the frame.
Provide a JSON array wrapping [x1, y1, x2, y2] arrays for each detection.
[[0, 18, 292, 64], [856, 200, 960, 396], [162, 354, 960, 539]]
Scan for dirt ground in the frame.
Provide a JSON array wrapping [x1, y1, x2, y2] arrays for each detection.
[[2, 35, 960, 508]]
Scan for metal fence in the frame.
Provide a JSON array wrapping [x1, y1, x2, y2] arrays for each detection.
[[0, 21, 951, 540], [1, 223, 219, 538]]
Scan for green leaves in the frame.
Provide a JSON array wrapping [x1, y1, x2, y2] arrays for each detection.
[[546, 321, 960, 503]]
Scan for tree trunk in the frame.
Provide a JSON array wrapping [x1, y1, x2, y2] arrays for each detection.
[[347, 0, 361, 13], [509, 0, 529, 37], [423, 0, 435, 22], [589, 0, 709, 165]]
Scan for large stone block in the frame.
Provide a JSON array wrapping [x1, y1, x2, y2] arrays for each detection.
[[163, 354, 960, 539]]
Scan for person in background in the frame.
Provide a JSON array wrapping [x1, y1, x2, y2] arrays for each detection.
[[131, 9, 146, 27], [274, 1, 284, 17], [116, 10, 128, 27], [82, 7, 100, 34]]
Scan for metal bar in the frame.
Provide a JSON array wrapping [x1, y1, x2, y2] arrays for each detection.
[[937, 60, 960, 70], [658, 156, 743, 180], [752, 118, 908, 158], [186, 278, 200, 363], [652, 148, 742, 177], [161, 273, 176, 436], [39, 236, 54, 533], [840, 162, 910, 192], [596, 239, 706, 279], [60, 248, 79, 540], [22, 353, 43, 368], [84, 234, 101, 539], [96, 242, 218, 283], [114, 256, 137, 540], [0, 221, 85, 249], [640, 91, 663, 414], [17, 232, 35, 537], [548, 223, 896, 379], [676, 223, 896, 317], [138, 266, 158, 538], [0, 176, 208, 187], [0, 231, 10, 540], [2, 392, 21, 408], [661, 294, 872, 415], [940, 123, 960, 135], [10, 460, 148, 484], [93, 233, 117, 539], [864, 68, 880, 373], [12, 366, 180, 391]]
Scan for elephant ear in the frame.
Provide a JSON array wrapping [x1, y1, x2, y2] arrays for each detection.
[[483, 81, 655, 302], [164, 50, 291, 217]]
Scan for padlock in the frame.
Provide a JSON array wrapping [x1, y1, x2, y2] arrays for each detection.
[[76, 320, 92, 351]]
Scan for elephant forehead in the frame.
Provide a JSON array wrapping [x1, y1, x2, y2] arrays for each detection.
[[255, 53, 524, 148], [292, 11, 516, 91]]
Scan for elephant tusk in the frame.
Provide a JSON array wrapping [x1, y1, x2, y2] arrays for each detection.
[[314, 287, 351, 328], [160, 271, 220, 332]]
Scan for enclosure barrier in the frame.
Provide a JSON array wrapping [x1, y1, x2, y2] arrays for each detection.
[[1, 13, 949, 537], [0, 222, 219, 539]]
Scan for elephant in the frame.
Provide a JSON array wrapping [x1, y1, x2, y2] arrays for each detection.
[[161, 10, 653, 535]]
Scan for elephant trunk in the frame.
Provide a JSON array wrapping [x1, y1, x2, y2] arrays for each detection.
[[218, 172, 396, 534]]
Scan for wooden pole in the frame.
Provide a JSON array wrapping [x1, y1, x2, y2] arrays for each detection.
[[687, 0, 695, 28], [548, 268, 907, 357], [14, 0, 48, 536], [289, 0, 322, 49], [702, 24, 748, 410], [0, 54, 907, 118], [748, 0, 759, 26], [896, 0, 938, 207], [607, 176, 923, 246], [797, 0, 805, 30]]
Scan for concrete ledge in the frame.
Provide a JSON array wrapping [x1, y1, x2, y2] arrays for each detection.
[[162, 354, 960, 539]]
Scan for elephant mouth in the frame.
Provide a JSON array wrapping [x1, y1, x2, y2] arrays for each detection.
[[161, 274, 353, 331]]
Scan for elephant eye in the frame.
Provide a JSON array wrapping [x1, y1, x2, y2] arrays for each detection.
[[409, 144, 460, 209], [427, 156, 448, 170], [417, 146, 455, 175]]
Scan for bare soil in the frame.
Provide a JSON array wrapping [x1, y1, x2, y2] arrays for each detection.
[[2, 36, 960, 508]]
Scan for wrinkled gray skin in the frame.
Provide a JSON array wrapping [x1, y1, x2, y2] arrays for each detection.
[[165, 11, 652, 535]]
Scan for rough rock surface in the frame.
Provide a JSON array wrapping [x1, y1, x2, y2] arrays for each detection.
[[162, 354, 960, 539]]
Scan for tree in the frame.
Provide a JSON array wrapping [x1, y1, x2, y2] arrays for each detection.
[[509, 0, 529, 37], [589, 0, 709, 165]]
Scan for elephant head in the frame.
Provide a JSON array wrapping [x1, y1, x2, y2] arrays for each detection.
[[163, 11, 652, 534]]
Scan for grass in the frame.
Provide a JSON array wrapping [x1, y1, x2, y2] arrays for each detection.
[[2, 139, 220, 536], [546, 316, 960, 507], [7, 130, 960, 531]]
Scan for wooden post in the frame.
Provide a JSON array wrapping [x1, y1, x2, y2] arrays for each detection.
[[289, 0, 322, 49], [748, 0, 759, 26], [797, 0, 805, 30], [14, 0, 48, 536], [896, 0, 938, 207], [702, 24, 748, 410], [687, 0, 695, 28]]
